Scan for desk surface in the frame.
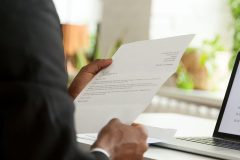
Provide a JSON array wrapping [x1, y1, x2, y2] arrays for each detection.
[[77, 113, 218, 160]]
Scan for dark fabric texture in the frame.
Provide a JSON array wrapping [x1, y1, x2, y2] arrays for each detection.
[[0, 0, 108, 159], [92, 151, 109, 160]]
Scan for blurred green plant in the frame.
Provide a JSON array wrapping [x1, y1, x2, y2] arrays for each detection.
[[90, 23, 101, 60], [75, 24, 100, 70], [200, 35, 225, 76], [228, 0, 240, 69], [176, 63, 194, 89], [176, 35, 225, 90], [75, 23, 124, 69], [75, 50, 88, 70], [109, 38, 123, 58]]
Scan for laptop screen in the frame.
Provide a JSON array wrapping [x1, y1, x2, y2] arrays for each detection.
[[218, 61, 240, 136]]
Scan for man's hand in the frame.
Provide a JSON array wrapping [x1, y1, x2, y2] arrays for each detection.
[[91, 119, 148, 160], [68, 59, 112, 99]]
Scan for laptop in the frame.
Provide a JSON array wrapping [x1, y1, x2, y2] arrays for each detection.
[[152, 52, 240, 160]]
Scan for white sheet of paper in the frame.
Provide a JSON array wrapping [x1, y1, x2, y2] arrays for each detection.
[[144, 126, 176, 143], [74, 35, 194, 133], [77, 127, 176, 144]]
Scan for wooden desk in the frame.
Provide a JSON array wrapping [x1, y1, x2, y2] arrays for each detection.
[[77, 113, 218, 160]]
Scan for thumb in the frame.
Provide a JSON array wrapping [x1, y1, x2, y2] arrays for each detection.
[[81, 59, 112, 74]]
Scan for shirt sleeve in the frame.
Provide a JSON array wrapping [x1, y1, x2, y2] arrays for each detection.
[[91, 148, 110, 159]]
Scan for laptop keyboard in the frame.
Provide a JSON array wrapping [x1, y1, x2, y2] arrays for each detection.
[[177, 137, 240, 151]]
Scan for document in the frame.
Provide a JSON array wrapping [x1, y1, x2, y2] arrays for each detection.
[[74, 35, 194, 133], [77, 127, 177, 144], [145, 126, 176, 143]]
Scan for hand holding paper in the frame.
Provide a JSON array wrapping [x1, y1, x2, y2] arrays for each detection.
[[68, 59, 112, 99], [74, 35, 194, 133]]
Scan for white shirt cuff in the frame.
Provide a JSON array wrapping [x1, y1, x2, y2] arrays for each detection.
[[91, 148, 111, 158]]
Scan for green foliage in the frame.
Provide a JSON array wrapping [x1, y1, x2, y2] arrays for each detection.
[[228, 0, 240, 69], [90, 34, 101, 60], [200, 35, 225, 65], [75, 50, 88, 70], [185, 47, 198, 54], [176, 63, 194, 90], [176, 35, 225, 90], [200, 35, 225, 76], [109, 38, 123, 58]]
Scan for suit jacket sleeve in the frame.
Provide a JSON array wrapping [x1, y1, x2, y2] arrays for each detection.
[[92, 152, 110, 160], [0, 0, 108, 160]]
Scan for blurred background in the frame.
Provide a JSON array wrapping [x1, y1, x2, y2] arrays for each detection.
[[53, 0, 240, 119]]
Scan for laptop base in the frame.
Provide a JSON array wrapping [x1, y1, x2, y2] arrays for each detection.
[[152, 138, 240, 160]]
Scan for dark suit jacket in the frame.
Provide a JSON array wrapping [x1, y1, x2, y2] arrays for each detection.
[[0, 0, 108, 159]]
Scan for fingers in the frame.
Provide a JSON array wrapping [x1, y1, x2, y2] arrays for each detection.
[[110, 120, 147, 135], [96, 118, 148, 159], [131, 123, 142, 127], [131, 123, 148, 152], [109, 118, 121, 124], [109, 120, 148, 140], [81, 59, 112, 74], [131, 123, 148, 136]]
